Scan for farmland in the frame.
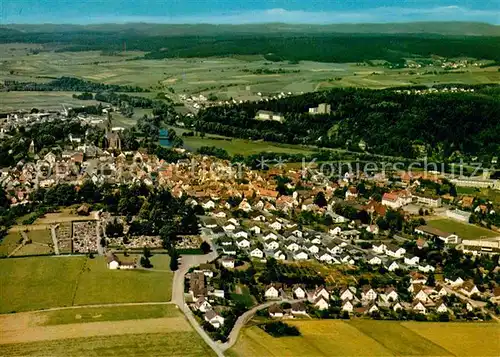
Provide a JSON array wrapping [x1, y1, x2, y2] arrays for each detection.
[[0, 304, 215, 357], [1, 45, 499, 113], [228, 320, 500, 357], [427, 219, 499, 239], [0, 256, 173, 313]]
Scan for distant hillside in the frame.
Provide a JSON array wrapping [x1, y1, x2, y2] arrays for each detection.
[[3, 22, 500, 36]]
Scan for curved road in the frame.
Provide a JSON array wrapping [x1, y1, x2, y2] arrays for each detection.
[[221, 299, 306, 352]]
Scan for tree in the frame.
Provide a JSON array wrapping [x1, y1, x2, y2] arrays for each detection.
[[426, 273, 436, 287], [314, 191, 327, 208], [140, 255, 152, 268], [200, 241, 211, 254], [419, 207, 424, 216], [169, 248, 179, 271], [143, 246, 152, 258]]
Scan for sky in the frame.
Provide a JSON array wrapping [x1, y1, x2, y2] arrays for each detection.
[[1, 0, 499, 24]]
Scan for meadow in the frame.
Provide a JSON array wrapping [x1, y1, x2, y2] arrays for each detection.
[[0, 255, 173, 313], [228, 320, 500, 357], [427, 219, 499, 239]]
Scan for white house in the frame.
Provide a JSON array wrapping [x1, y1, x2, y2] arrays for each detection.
[[202, 200, 216, 210], [387, 261, 401, 272], [413, 301, 427, 315], [286, 242, 300, 252], [263, 232, 278, 241], [313, 287, 330, 301], [418, 264, 435, 273], [213, 211, 227, 218], [372, 243, 387, 255], [436, 302, 448, 313], [329, 226, 342, 236], [221, 257, 235, 269], [327, 212, 348, 223], [367, 303, 379, 314], [385, 244, 406, 258], [269, 221, 283, 231], [340, 287, 356, 301], [228, 218, 240, 226], [293, 286, 307, 299], [236, 237, 251, 248], [265, 285, 280, 299], [341, 300, 354, 313], [367, 255, 382, 265], [314, 296, 330, 310], [460, 282, 480, 297], [305, 243, 320, 254], [404, 255, 420, 266], [316, 251, 334, 263], [361, 287, 378, 301], [250, 248, 264, 259], [204, 310, 225, 328], [291, 301, 307, 315], [445, 277, 464, 287], [234, 230, 249, 239], [194, 296, 212, 312], [249, 225, 261, 234], [223, 223, 236, 232], [265, 240, 280, 251], [294, 251, 309, 260]]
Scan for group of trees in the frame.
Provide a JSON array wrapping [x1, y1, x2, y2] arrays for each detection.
[[4, 76, 147, 92], [194, 84, 500, 159]]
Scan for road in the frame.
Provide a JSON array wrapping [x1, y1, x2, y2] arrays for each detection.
[[171, 234, 223, 356], [221, 299, 306, 352], [50, 226, 60, 255]]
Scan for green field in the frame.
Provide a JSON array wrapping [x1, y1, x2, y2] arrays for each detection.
[[0, 256, 173, 313], [230, 285, 255, 308], [182, 135, 315, 156], [427, 219, 499, 239], [0, 232, 22, 257], [39, 304, 178, 326], [0, 332, 215, 357], [0, 91, 101, 112], [228, 320, 500, 357]]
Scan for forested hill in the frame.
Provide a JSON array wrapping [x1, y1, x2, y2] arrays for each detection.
[[1, 25, 499, 63], [194, 84, 500, 160]]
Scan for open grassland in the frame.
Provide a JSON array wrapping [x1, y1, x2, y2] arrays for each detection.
[[0, 256, 172, 313], [39, 304, 178, 326], [182, 135, 315, 156], [0, 332, 215, 357], [228, 320, 500, 357], [427, 219, 499, 239]]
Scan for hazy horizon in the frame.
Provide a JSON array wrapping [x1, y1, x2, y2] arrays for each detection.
[[1, 0, 499, 25]]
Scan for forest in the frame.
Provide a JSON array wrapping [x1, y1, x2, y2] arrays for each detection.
[[194, 84, 500, 160], [0, 27, 499, 63]]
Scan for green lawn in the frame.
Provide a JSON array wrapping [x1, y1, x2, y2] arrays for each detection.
[[0, 256, 173, 313], [73, 256, 172, 305], [149, 254, 171, 270], [0, 256, 86, 313], [39, 304, 178, 326], [427, 219, 498, 239], [0, 332, 216, 357]]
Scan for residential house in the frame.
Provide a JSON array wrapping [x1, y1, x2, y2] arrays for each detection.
[[222, 245, 237, 255], [250, 247, 264, 259], [221, 257, 235, 269], [361, 286, 378, 301], [404, 255, 420, 266], [286, 241, 300, 252], [234, 230, 249, 239], [294, 250, 309, 260], [418, 264, 435, 273], [436, 301, 449, 313], [340, 286, 356, 301], [385, 244, 406, 258], [263, 232, 278, 241], [304, 242, 320, 254], [412, 301, 427, 315], [384, 287, 399, 302], [372, 243, 387, 255], [194, 296, 212, 312], [249, 225, 261, 235], [413, 193, 442, 207], [204, 310, 225, 328], [340, 229, 360, 240], [268, 304, 284, 318], [387, 260, 402, 272], [367, 254, 382, 265], [342, 300, 354, 313], [291, 301, 307, 315], [236, 237, 250, 249], [313, 286, 330, 301], [314, 296, 330, 310], [445, 277, 464, 287], [345, 187, 358, 200], [367, 303, 379, 315], [293, 285, 307, 299], [460, 282, 480, 297], [327, 212, 348, 223], [265, 240, 280, 251], [265, 285, 280, 299]]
